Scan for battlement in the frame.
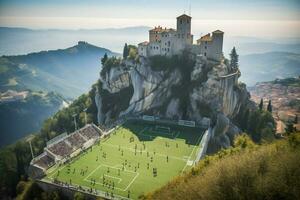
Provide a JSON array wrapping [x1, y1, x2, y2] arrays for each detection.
[[138, 14, 224, 62]]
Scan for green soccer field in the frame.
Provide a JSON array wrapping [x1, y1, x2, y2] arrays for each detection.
[[44, 121, 204, 199]]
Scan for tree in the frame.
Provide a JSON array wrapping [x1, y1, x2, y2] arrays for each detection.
[[259, 98, 263, 111], [285, 122, 294, 135], [101, 53, 108, 65], [128, 45, 138, 60], [229, 47, 239, 71], [74, 192, 85, 200], [267, 100, 272, 113], [123, 43, 129, 59], [241, 109, 249, 131]]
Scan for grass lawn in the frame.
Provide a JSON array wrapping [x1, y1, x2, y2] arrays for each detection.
[[44, 121, 204, 199]]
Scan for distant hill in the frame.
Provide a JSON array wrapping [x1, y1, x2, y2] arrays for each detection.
[[0, 27, 149, 55], [0, 41, 119, 98], [2, 27, 300, 57], [249, 77, 300, 133], [239, 51, 300, 86], [0, 91, 65, 147], [223, 36, 300, 55]]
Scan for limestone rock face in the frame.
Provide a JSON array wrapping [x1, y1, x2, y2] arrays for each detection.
[[96, 55, 253, 152]]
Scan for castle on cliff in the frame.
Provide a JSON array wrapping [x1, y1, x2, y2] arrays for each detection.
[[138, 14, 224, 62]]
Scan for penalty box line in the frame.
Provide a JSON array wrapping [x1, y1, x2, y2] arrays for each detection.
[[101, 142, 186, 162], [83, 164, 139, 192], [181, 133, 203, 173], [142, 125, 177, 138]]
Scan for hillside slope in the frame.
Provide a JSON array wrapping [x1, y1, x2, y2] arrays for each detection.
[[0, 91, 66, 147], [143, 134, 300, 200], [0, 41, 118, 98], [249, 77, 300, 133], [239, 51, 300, 86]]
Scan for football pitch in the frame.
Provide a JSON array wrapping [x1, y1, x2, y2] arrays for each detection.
[[44, 121, 205, 199]]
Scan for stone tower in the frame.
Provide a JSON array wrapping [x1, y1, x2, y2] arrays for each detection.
[[171, 14, 193, 54], [211, 30, 224, 61]]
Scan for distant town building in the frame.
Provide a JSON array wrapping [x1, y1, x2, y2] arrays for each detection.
[[0, 90, 28, 104], [138, 14, 224, 62]]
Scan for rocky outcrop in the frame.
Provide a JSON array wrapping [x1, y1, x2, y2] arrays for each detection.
[[95, 54, 253, 152]]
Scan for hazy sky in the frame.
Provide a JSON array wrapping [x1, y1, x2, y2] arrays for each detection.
[[0, 0, 300, 37]]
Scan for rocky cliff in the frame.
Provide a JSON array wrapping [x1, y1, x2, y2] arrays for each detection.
[[95, 53, 254, 153]]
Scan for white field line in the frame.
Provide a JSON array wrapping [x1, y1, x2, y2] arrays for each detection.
[[136, 132, 154, 139], [101, 142, 186, 162], [49, 164, 67, 179], [138, 127, 148, 135], [101, 164, 137, 174], [47, 164, 59, 174], [124, 172, 139, 191], [85, 179, 126, 192], [174, 131, 181, 139], [181, 134, 203, 173], [84, 163, 139, 191], [149, 130, 174, 137], [84, 165, 102, 181], [104, 174, 122, 183], [42, 178, 132, 200], [140, 126, 175, 138]]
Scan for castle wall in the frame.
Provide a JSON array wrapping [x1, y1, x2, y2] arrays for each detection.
[[149, 29, 162, 43], [148, 42, 161, 57], [138, 44, 147, 57], [160, 31, 176, 57], [210, 32, 224, 61], [199, 41, 213, 59], [137, 14, 223, 60]]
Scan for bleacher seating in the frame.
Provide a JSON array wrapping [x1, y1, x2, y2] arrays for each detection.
[[46, 124, 100, 159], [29, 123, 102, 179], [48, 140, 73, 157], [66, 132, 86, 149], [79, 125, 100, 140], [34, 154, 55, 170]]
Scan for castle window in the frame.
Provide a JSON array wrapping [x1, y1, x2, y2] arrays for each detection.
[[180, 19, 182, 24], [204, 52, 207, 56], [187, 20, 189, 24], [205, 46, 207, 49], [168, 48, 169, 52]]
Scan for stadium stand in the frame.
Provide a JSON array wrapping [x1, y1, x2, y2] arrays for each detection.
[[66, 132, 87, 149], [79, 124, 100, 140], [48, 140, 73, 158], [33, 153, 55, 169], [29, 123, 102, 179]]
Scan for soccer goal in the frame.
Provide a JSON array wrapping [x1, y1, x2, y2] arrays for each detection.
[[154, 125, 172, 135]]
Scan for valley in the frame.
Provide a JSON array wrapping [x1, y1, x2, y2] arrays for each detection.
[[249, 77, 300, 133]]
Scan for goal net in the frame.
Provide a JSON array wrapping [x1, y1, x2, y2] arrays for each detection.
[[154, 125, 171, 134]]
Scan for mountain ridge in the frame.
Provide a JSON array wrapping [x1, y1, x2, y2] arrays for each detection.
[[240, 51, 300, 86], [0, 41, 119, 98]]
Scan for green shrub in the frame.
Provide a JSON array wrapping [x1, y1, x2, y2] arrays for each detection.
[[235, 109, 276, 143], [144, 133, 300, 200], [128, 45, 138, 61], [100, 56, 122, 78]]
